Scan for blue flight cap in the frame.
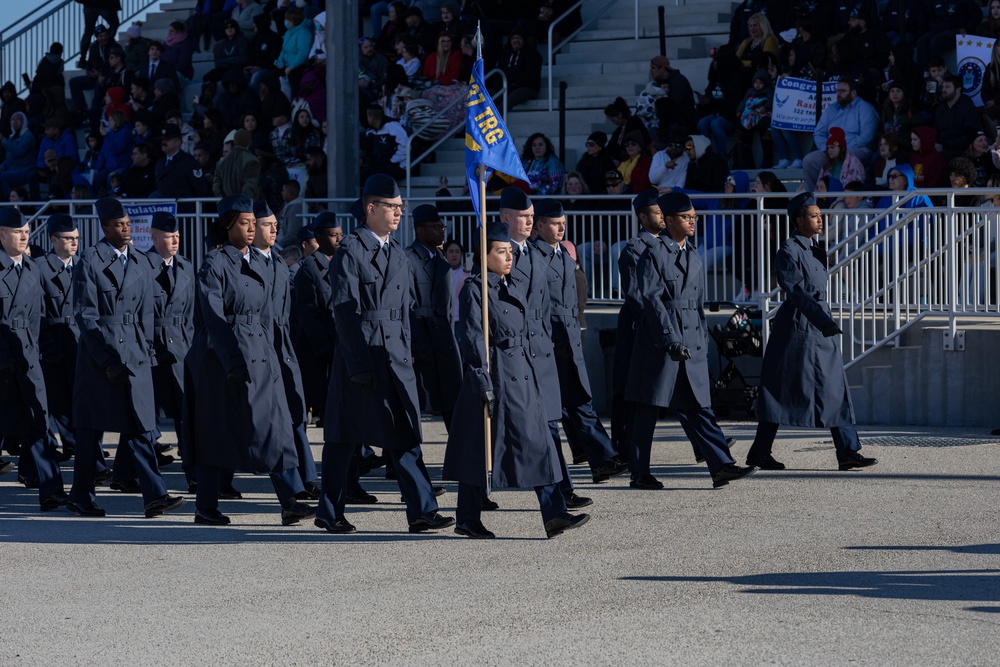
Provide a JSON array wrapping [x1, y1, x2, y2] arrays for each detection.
[[788, 191, 817, 219], [150, 211, 178, 232], [533, 198, 564, 219], [350, 198, 365, 223], [498, 187, 531, 211], [95, 197, 126, 221], [0, 207, 24, 228], [253, 200, 274, 219], [219, 194, 253, 215], [298, 225, 316, 242], [313, 212, 340, 230], [411, 204, 440, 225], [486, 221, 511, 243], [362, 173, 400, 198], [46, 213, 76, 235], [657, 191, 693, 215], [632, 189, 659, 212]]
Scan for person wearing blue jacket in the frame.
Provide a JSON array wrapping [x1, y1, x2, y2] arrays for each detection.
[[0, 112, 36, 199], [93, 111, 133, 196], [275, 8, 313, 94]]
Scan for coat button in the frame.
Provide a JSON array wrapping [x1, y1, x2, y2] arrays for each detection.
[[524, 375, 529, 380], [119, 339, 124, 343], [511, 377, 517, 381], [404, 358, 408, 362]]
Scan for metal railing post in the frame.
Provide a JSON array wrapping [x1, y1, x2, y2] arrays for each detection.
[[947, 192, 958, 339], [658, 6, 666, 56], [635, 0, 640, 39], [558, 81, 567, 165]]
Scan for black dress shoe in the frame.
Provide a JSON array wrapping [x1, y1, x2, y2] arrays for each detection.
[[110, 480, 142, 493], [194, 509, 231, 525], [95, 469, 112, 485], [281, 500, 317, 525], [144, 495, 187, 518], [345, 491, 378, 504], [591, 458, 629, 483], [40, 492, 69, 511], [562, 492, 593, 509], [358, 454, 386, 475], [155, 442, 175, 454], [544, 511, 591, 538], [17, 475, 39, 489], [746, 454, 786, 470], [219, 485, 243, 500], [315, 517, 356, 534], [156, 452, 176, 467], [629, 475, 664, 490], [712, 464, 757, 488], [838, 452, 878, 471], [481, 497, 500, 511], [67, 500, 106, 517], [571, 454, 589, 465], [187, 482, 198, 494], [455, 521, 496, 539], [384, 467, 397, 480], [408, 512, 455, 533], [433, 485, 446, 497], [56, 449, 74, 463], [304, 481, 322, 498]]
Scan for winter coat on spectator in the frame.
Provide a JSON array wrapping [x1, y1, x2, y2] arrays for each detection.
[[215, 68, 261, 129], [402, 98, 451, 141], [212, 144, 260, 197], [34, 51, 65, 91], [248, 14, 282, 70], [0, 113, 35, 172], [231, 0, 263, 37], [275, 20, 312, 71], [635, 81, 668, 136], [811, 94, 878, 154], [909, 126, 947, 188], [684, 135, 728, 193], [0, 82, 27, 140], [648, 149, 689, 190], [576, 149, 616, 194], [522, 153, 565, 195], [933, 93, 982, 159], [94, 124, 133, 173], [213, 31, 249, 70], [422, 50, 462, 85], [163, 32, 195, 80], [37, 129, 78, 168], [297, 68, 326, 123]]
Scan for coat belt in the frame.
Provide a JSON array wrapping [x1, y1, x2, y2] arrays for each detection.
[[98, 313, 138, 324], [8, 317, 26, 330], [412, 306, 434, 318], [229, 314, 255, 324], [814, 291, 827, 301], [155, 315, 184, 327], [495, 336, 524, 350], [361, 308, 402, 321], [551, 306, 578, 318], [43, 316, 73, 325], [662, 299, 698, 309]]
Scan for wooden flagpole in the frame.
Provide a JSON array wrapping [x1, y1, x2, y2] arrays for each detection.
[[479, 168, 492, 494]]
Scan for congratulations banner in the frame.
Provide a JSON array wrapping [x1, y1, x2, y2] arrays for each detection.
[[770, 77, 838, 132], [124, 202, 177, 252]]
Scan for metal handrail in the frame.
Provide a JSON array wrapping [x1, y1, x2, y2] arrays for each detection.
[[1, 0, 165, 95], [403, 68, 507, 197], [546, 0, 639, 111]]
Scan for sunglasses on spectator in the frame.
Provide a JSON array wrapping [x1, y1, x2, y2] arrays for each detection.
[[888, 172, 903, 179], [585, 140, 597, 147]]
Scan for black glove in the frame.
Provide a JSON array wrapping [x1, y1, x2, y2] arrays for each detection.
[[227, 364, 251, 383], [666, 342, 692, 362], [350, 371, 376, 389], [104, 362, 132, 383], [481, 390, 497, 419], [822, 324, 843, 338]]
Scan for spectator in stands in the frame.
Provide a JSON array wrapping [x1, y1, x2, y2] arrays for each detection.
[[934, 74, 982, 160], [736, 69, 773, 168], [70, 25, 112, 116], [604, 96, 649, 163], [785, 17, 825, 75], [164, 109, 197, 155], [576, 168, 628, 294], [521, 132, 564, 195], [817, 126, 866, 187], [802, 79, 877, 190], [290, 108, 322, 163], [304, 147, 327, 204], [688, 170, 749, 273], [397, 39, 422, 78], [124, 23, 148, 72], [8, 187, 28, 203], [205, 18, 250, 82], [0, 83, 27, 140], [196, 108, 228, 161], [562, 171, 590, 200], [360, 37, 390, 103], [422, 31, 462, 84], [639, 55, 695, 136], [919, 56, 949, 111], [92, 110, 133, 195], [882, 0, 928, 45], [871, 133, 902, 187], [879, 82, 918, 145], [149, 78, 181, 127], [78, 0, 121, 68], [297, 65, 327, 121], [277, 179, 306, 248], [96, 46, 133, 118], [120, 143, 157, 198], [247, 13, 283, 88], [684, 135, 729, 193], [435, 4, 468, 38], [398, 87, 448, 157], [979, 0, 1000, 40], [728, 0, 787, 47], [0, 112, 36, 197], [100, 86, 131, 125], [162, 21, 196, 81], [881, 46, 923, 106], [495, 28, 542, 110], [81, 131, 103, 171], [617, 131, 651, 193], [231, 0, 263, 38], [965, 132, 998, 187], [213, 128, 260, 197], [33, 42, 66, 93], [648, 129, 690, 191], [909, 126, 947, 188], [981, 42, 1000, 125], [376, 2, 409, 55], [131, 112, 155, 151], [38, 120, 78, 169], [948, 156, 984, 207], [916, 0, 981, 66], [696, 49, 748, 163], [843, 7, 889, 71], [309, 11, 327, 64], [215, 67, 260, 129], [189, 0, 229, 52], [155, 124, 210, 199], [137, 42, 179, 90], [276, 8, 314, 94], [736, 13, 780, 69], [404, 7, 438, 57], [575, 131, 615, 194], [360, 103, 407, 182]]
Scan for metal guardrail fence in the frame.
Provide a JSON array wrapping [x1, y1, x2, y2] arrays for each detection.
[[10, 189, 1000, 367], [1, 0, 164, 94]]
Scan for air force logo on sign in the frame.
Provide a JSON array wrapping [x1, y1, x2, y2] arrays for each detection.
[[956, 37, 993, 106]]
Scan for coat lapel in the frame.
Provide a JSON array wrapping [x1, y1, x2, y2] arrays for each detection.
[[99, 240, 126, 290]]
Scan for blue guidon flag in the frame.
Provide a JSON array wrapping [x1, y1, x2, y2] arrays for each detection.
[[465, 58, 529, 223]]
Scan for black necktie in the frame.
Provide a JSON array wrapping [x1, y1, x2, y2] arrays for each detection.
[[150, 63, 156, 79], [14, 263, 21, 277], [678, 247, 688, 273], [375, 244, 388, 274]]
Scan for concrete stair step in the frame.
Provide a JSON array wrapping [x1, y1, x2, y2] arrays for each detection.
[[560, 35, 727, 62]]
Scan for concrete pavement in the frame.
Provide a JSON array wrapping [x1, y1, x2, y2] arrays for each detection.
[[2, 419, 999, 665]]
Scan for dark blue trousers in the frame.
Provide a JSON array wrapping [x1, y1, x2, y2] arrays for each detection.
[[70, 429, 166, 505], [610, 394, 633, 459], [292, 422, 319, 485], [195, 464, 301, 512], [457, 481, 566, 526], [556, 400, 618, 467], [16, 429, 64, 503], [629, 403, 736, 479], [546, 421, 576, 494], [49, 417, 109, 473], [318, 442, 437, 524], [747, 421, 862, 460]]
